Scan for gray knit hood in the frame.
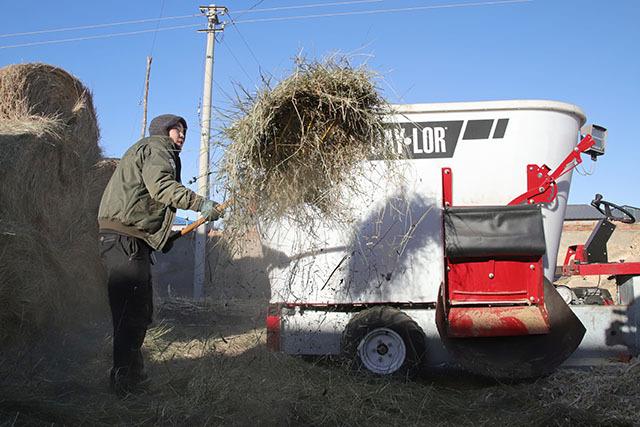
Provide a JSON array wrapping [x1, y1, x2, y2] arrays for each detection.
[[148, 114, 188, 136]]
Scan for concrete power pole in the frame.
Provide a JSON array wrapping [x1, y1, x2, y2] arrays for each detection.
[[194, 4, 226, 300]]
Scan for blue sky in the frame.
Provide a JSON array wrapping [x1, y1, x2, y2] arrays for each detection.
[[1, 0, 639, 214]]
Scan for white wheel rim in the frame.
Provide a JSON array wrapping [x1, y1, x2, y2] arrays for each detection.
[[357, 327, 406, 374]]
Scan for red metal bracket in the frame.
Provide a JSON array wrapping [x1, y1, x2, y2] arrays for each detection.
[[442, 167, 452, 207], [266, 303, 281, 351], [562, 245, 587, 267], [563, 243, 640, 277], [564, 261, 640, 276], [509, 135, 595, 206], [562, 244, 587, 276]]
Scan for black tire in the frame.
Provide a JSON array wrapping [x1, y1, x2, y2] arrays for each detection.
[[341, 306, 426, 379]]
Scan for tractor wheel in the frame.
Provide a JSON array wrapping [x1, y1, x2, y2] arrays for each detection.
[[341, 306, 426, 378]]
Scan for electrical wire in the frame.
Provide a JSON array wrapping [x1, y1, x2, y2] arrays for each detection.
[[226, 12, 263, 72], [234, 0, 385, 14], [0, 0, 533, 50], [575, 158, 596, 176], [219, 33, 254, 81], [0, 23, 200, 49], [0, 14, 198, 39], [133, 0, 166, 141], [232, 0, 532, 25], [0, 0, 385, 39], [149, 0, 167, 56], [233, 0, 267, 19]]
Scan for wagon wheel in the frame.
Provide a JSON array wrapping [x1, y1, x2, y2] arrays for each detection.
[[341, 306, 426, 379]]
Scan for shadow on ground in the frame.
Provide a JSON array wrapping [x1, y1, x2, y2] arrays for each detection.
[[1, 304, 638, 426]]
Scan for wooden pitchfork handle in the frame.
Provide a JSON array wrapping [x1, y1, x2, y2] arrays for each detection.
[[180, 198, 233, 237]]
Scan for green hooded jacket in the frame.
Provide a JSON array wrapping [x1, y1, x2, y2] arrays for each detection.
[[98, 115, 205, 251]]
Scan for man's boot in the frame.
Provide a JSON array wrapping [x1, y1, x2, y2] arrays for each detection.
[[110, 367, 131, 397]]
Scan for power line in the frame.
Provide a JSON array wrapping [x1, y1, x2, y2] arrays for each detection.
[[135, 0, 166, 112], [0, 0, 384, 39], [148, 0, 167, 56], [218, 33, 254, 81], [0, 0, 533, 50], [232, 0, 533, 25], [0, 23, 200, 49], [234, 0, 267, 19], [226, 12, 263, 72], [0, 14, 198, 39], [234, 0, 385, 14]]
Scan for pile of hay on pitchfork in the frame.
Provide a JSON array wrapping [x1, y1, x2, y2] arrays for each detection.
[[222, 57, 401, 236]]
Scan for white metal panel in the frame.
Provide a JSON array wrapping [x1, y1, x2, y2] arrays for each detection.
[[264, 100, 585, 305], [279, 304, 640, 367], [389, 99, 586, 124], [279, 308, 450, 367], [564, 304, 640, 366]]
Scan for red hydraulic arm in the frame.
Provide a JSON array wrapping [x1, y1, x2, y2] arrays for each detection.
[[508, 135, 596, 206]]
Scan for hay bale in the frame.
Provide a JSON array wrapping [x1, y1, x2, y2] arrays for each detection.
[[0, 64, 107, 343], [0, 63, 101, 165], [86, 158, 119, 218], [222, 57, 399, 236], [0, 133, 107, 342]]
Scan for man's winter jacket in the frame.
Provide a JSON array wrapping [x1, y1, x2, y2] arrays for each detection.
[[98, 116, 204, 251]]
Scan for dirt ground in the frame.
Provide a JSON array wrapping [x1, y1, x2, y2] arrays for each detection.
[[1, 223, 639, 426], [1, 297, 640, 426]]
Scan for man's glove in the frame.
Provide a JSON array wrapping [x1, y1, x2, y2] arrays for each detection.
[[200, 199, 222, 222]]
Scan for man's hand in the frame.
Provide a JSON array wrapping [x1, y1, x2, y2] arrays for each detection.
[[200, 200, 222, 221]]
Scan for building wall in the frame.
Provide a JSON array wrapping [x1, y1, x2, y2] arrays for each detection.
[[152, 226, 271, 306]]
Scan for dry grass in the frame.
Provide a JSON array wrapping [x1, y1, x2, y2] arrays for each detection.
[[0, 63, 101, 166], [0, 133, 108, 343], [86, 158, 119, 219], [221, 56, 401, 245], [0, 63, 108, 343], [1, 299, 638, 426]]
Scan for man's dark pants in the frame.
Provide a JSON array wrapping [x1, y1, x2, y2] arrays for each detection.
[[99, 232, 153, 388]]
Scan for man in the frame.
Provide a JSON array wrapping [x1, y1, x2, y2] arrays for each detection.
[[98, 114, 220, 395]]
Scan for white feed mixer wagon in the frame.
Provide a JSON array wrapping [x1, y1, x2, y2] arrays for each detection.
[[260, 100, 640, 379]]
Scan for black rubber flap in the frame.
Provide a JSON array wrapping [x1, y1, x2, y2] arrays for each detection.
[[445, 204, 546, 259], [436, 280, 586, 380]]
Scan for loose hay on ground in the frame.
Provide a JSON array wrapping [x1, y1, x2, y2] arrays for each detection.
[[2, 305, 640, 426], [221, 57, 401, 242]]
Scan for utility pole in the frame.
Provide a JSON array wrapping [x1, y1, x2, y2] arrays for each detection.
[[140, 56, 153, 138], [194, 4, 226, 300]]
